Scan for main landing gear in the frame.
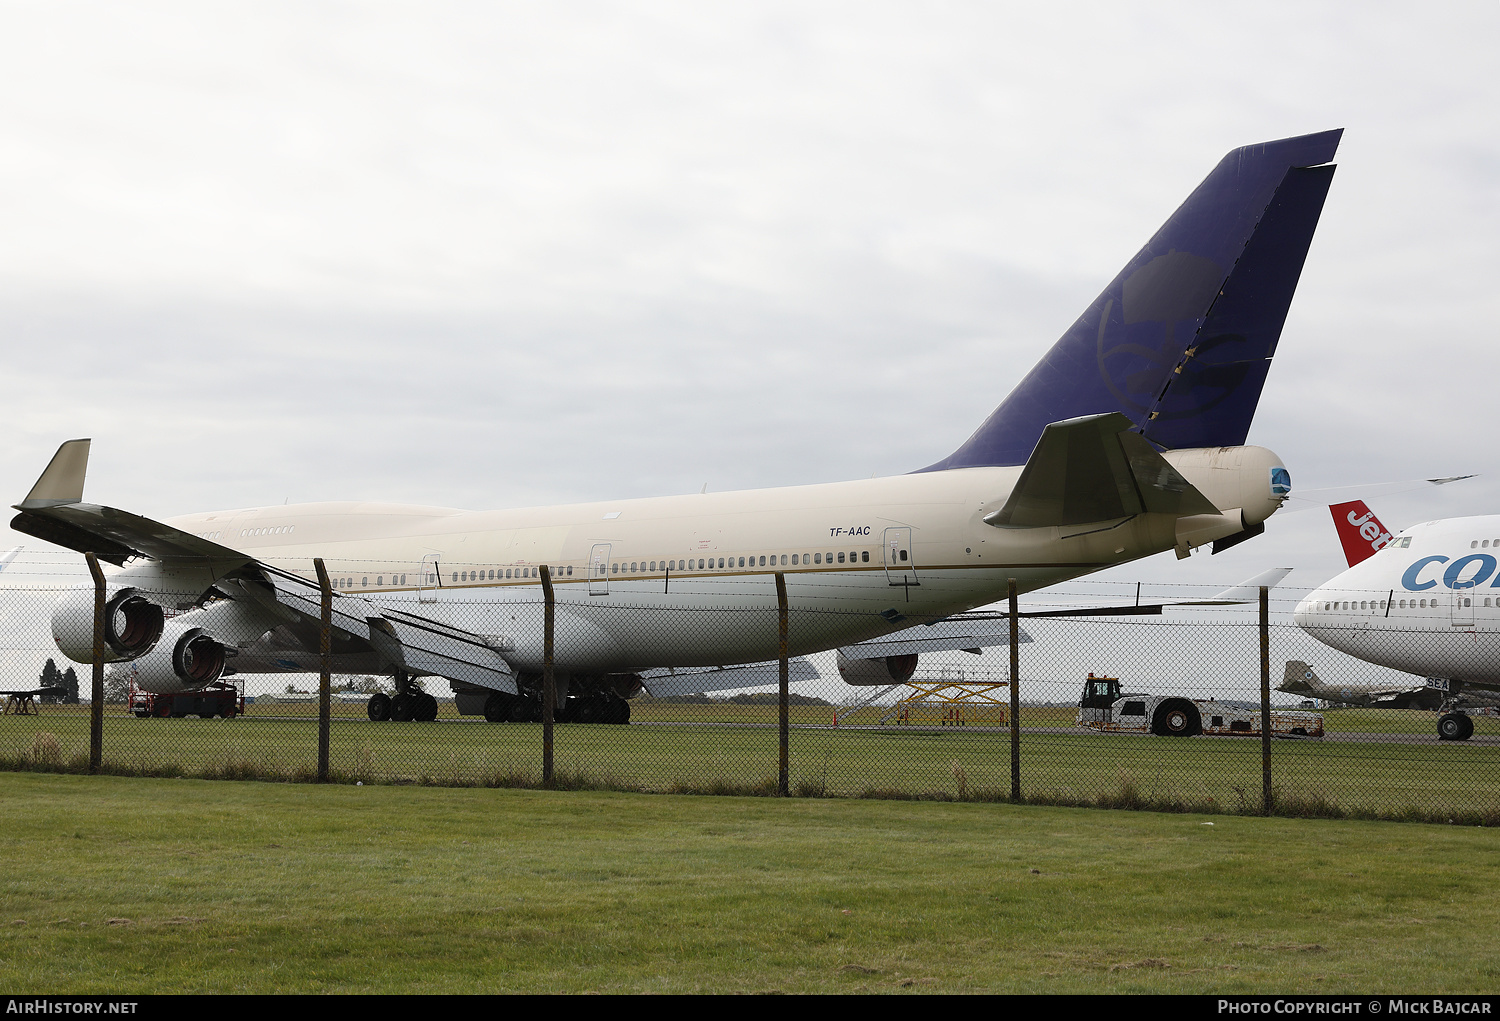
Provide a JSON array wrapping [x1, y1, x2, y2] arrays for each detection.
[[480, 689, 630, 725], [366, 671, 439, 723]]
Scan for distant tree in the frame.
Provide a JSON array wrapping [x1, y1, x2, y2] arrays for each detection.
[[61, 667, 79, 704], [103, 669, 131, 704], [726, 692, 834, 707], [37, 658, 60, 702]]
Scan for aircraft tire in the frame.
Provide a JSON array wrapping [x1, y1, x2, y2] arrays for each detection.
[[367, 693, 392, 722], [1438, 713, 1468, 741], [414, 692, 439, 722], [390, 693, 415, 722], [1439, 713, 1475, 741], [1152, 699, 1201, 737], [574, 696, 603, 724], [505, 696, 538, 724], [483, 691, 515, 723], [608, 696, 630, 725]]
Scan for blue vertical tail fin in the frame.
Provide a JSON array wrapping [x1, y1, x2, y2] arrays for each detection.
[[920, 129, 1341, 471]]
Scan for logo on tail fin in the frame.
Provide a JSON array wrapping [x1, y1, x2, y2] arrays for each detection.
[[1329, 500, 1395, 567]]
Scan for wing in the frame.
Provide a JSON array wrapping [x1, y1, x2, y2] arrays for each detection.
[[13, 439, 517, 693]]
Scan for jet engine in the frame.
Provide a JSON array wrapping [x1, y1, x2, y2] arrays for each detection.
[[51, 586, 166, 664], [836, 649, 919, 686], [114, 599, 283, 693], [127, 624, 229, 692]]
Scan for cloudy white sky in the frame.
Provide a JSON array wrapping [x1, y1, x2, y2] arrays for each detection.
[[1, 1, 1496, 596]]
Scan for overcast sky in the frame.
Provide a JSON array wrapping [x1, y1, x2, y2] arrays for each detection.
[[1, 1, 1496, 596]]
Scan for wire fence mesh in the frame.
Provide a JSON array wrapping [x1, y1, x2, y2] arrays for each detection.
[[1, 557, 1496, 824]]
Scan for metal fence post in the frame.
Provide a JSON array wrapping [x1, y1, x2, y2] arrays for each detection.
[[540, 565, 555, 785], [1008, 577, 1020, 802], [1260, 585, 1273, 815], [313, 559, 333, 782], [776, 572, 789, 797], [86, 553, 105, 774]]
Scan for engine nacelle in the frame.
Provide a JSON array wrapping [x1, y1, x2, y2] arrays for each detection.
[[126, 623, 229, 693], [118, 599, 282, 693], [51, 586, 166, 664], [836, 650, 919, 686]]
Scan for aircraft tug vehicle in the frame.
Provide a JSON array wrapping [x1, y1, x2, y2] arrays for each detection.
[[1076, 674, 1323, 738]]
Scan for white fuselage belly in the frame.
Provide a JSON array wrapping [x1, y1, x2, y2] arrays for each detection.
[[1295, 515, 1500, 686], [141, 453, 1266, 674]]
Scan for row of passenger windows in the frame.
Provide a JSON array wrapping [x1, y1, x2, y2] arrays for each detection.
[[609, 550, 873, 574], [454, 566, 571, 582], [333, 574, 408, 589], [324, 548, 893, 589], [1324, 597, 1497, 611], [1470, 539, 1500, 548], [190, 525, 293, 541]]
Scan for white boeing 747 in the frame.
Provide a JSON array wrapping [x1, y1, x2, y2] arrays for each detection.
[[1294, 500, 1500, 741], [16, 131, 1342, 724]]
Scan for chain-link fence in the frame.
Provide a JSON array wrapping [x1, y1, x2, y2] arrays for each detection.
[[2, 556, 1496, 824]]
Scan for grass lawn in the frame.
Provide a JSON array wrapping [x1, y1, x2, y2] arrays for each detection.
[[3, 707, 1498, 821], [0, 772, 1496, 993]]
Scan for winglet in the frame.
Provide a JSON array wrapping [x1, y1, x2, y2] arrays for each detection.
[[17, 440, 91, 510]]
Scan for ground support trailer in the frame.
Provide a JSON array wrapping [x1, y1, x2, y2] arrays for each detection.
[[129, 679, 245, 719]]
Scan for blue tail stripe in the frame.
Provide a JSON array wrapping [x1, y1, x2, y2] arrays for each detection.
[[918, 129, 1341, 472]]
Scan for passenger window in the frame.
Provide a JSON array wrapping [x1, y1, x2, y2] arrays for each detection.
[[377, 576, 383, 586], [738, 557, 745, 567], [362, 577, 368, 587], [861, 551, 869, 562], [567, 566, 573, 576], [452, 572, 458, 583], [649, 561, 656, 571], [401, 574, 407, 585], [611, 564, 618, 574], [899, 550, 908, 561], [758, 556, 765, 566], [781, 555, 788, 566], [838, 552, 846, 563], [791, 554, 799, 565]]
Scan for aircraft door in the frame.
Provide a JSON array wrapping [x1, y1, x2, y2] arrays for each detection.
[[883, 527, 918, 588], [589, 543, 611, 596], [419, 553, 441, 603], [1452, 585, 1475, 627]]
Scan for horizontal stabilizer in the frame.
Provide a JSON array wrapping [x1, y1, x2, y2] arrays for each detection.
[[641, 657, 821, 697], [986, 412, 1217, 527], [838, 616, 1032, 659], [1180, 567, 1294, 605]]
